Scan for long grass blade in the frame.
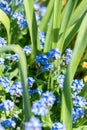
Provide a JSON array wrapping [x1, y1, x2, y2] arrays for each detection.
[[69, 0, 87, 26], [0, 9, 11, 45], [39, 0, 54, 32], [23, 0, 40, 57], [44, 14, 53, 53], [61, 13, 87, 130], [52, 0, 62, 48], [63, 13, 85, 51], [0, 45, 31, 121], [57, 0, 78, 52]]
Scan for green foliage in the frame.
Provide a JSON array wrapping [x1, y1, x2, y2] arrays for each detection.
[[23, 0, 40, 57], [0, 9, 11, 44], [0, 45, 31, 121]]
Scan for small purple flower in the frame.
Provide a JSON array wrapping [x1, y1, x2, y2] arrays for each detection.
[[72, 95, 87, 107], [0, 37, 7, 48], [51, 122, 66, 130], [71, 79, 84, 94], [47, 48, 60, 61], [42, 91, 56, 107], [23, 45, 32, 55], [41, 63, 52, 72], [13, 12, 27, 29], [64, 48, 72, 65], [58, 74, 65, 88], [29, 88, 42, 97], [1, 119, 16, 128], [25, 117, 42, 130], [27, 77, 35, 88], [0, 77, 10, 92], [0, 99, 14, 111], [39, 32, 46, 49], [36, 54, 48, 65], [32, 99, 48, 116], [6, 54, 19, 62], [72, 107, 85, 124], [9, 82, 22, 96], [0, 0, 11, 15]]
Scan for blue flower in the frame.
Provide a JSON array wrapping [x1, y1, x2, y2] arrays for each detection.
[[23, 45, 32, 55], [0, 0, 11, 15], [27, 77, 35, 88], [42, 91, 56, 107], [41, 63, 53, 72], [1, 119, 16, 128], [58, 74, 65, 88], [32, 99, 48, 116], [36, 54, 48, 65], [0, 37, 7, 48], [29, 88, 43, 97], [71, 79, 84, 94], [0, 99, 14, 111], [47, 48, 61, 61], [9, 82, 22, 96], [72, 95, 87, 107], [12, 12, 28, 29], [64, 48, 72, 65], [72, 107, 85, 124], [0, 77, 10, 92], [6, 54, 19, 62], [51, 122, 66, 130], [25, 117, 42, 130], [39, 32, 46, 49]]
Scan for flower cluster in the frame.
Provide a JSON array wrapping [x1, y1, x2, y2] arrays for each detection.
[[0, 99, 14, 111], [39, 32, 46, 50], [1, 119, 16, 128], [71, 79, 84, 94], [25, 117, 42, 130], [36, 48, 60, 72], [0, 77, 10, 92], [12, 12, 28, 29], [72, 108, 85, 124], [64, 48, 72, 65], [23, 45, 32, 55], [0, 0, 11, 15], [6, 54, 19, 62], [0, 76, 35, 96], [32, 91, 56, 116], [51, 122, 66, 130], [0, 37, 7, 48]]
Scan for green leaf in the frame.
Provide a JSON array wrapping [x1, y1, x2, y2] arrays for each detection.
[[69, 0, 87, 26], [63, 12, 85, 51], [44, 14, 53, 53], [23, 0, 40, 57], [57, 0, 78, 52], [52, 0, 62, 48], [61, 13, 87, 130], [0, 45, 31, 121], [39, 0, 54, 32], [0, 9, 11, 45], [73, 126, 87, 130]]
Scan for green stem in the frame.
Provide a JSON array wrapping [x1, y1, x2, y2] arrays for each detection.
[[0, 45, 31, 121]]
